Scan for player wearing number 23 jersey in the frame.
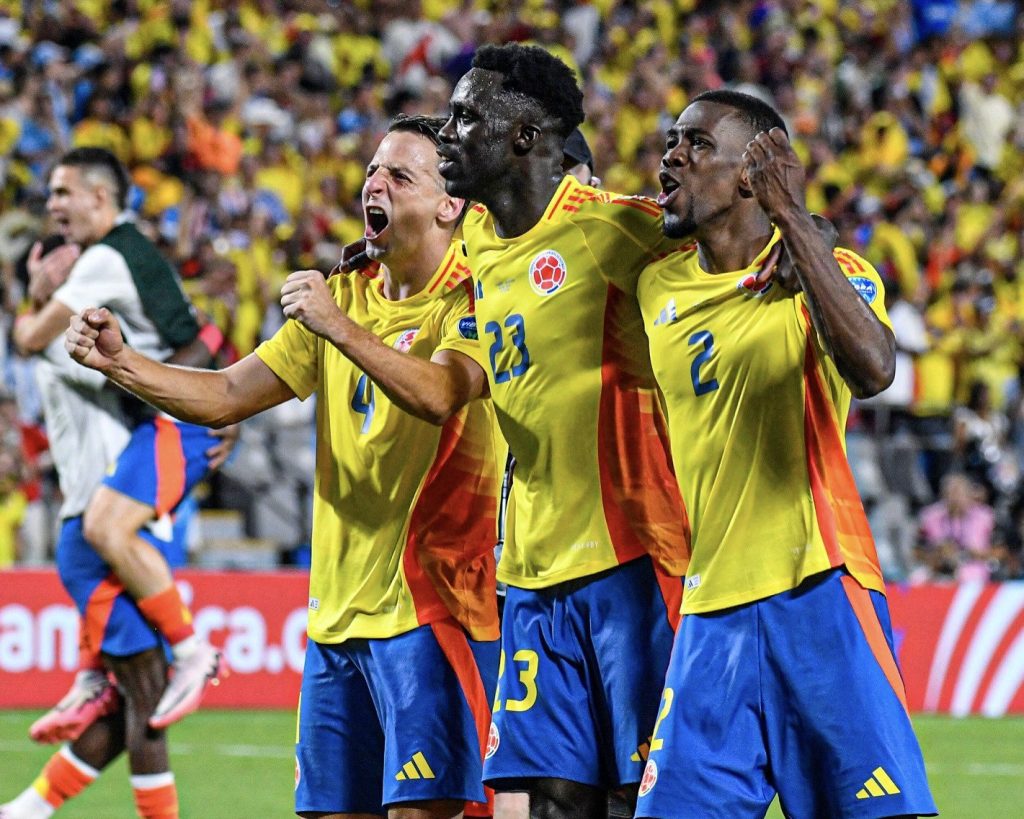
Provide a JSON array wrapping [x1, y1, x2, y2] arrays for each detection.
[[635, 228, 935, 817], [461, 172, 689, 790]]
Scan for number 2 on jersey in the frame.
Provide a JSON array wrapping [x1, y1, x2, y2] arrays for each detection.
[[486, 314, 531, 384], [689, 330, 719, 396]]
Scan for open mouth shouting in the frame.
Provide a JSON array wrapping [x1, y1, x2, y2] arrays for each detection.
[[364, 204, 390, 242], [656, 172, 681, 208]]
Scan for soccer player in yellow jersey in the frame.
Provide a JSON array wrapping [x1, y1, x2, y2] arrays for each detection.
[[436, 45, 689, 817], [65, 116, 501, 819], [633, 91, 936, 818]]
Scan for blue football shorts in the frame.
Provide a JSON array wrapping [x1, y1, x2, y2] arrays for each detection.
[[295, 619, 500, 815], [483, 555, 682, 790], [635, 568, 937, 819], [101, 416, 216, 516], [57, 417, 214, 658], [56, 517, 179, 658]]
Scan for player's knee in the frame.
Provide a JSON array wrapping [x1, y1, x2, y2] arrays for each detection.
[[82, 500, 113, 553], [529, 779, 605, 819], [83, 492, 143, 557]]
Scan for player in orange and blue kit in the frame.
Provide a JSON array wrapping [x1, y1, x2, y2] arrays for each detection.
[[634, 91, 936, 818], [436, 45, 690, 816], [65, 116, 500, 819]]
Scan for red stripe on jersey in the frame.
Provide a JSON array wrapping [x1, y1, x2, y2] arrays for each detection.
[[153, 417, 186, 517], [430, 617, 494, 817], [545, 184, 571, 221], [653, 566, 683, 632], [801, 313, 883, 585], [563, 205, 579, 213], [840, 574, 909, 712], [471, 203, 486, 214], [834, 248, 865, 273], [82, 574, 124, 660], [612, 198, 661, 217], [403, 413, 500, 640], [458, 277, 475, 309], [596, 285, 691, 573], [428, 249, 458, 293], [836, 258, 857, 279]]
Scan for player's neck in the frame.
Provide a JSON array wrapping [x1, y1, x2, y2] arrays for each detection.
[[378, 237, 450, 300], [487, 167, 564, 240], [696, 208, 774, 275]]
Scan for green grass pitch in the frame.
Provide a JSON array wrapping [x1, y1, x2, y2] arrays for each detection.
[[1, 711, 1021, 817]]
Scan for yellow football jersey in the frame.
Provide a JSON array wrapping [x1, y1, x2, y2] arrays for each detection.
[[462, 175, 690, 589], [255, 242, 499, 643], [639, 230, 890, 614]]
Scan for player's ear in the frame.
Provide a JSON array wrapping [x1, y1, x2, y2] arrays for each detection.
[[738, 166, 755, 199], [437, 194, 465, 228], [512, 122, 541, 157]]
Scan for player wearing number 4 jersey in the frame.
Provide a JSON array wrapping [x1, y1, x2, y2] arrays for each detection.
[[64, 116, 500, 819], [634, 91, 935, 818]]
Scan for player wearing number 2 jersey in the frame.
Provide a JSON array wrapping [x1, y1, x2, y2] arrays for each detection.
[[437, 45, 690, 817], [64, 116, 501, 819], [634, 90, 935, 819]]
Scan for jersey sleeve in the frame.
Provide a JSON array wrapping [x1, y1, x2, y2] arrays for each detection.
[[52, 245, 137, 315], [254, 317, 320, 400], [831, 248, 892, 330], [805, 248, 893, 413], [582, 195, 685, 295], [434, 280, 487, 368]]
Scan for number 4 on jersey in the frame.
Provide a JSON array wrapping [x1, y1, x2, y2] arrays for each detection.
[[351, 373, 375, 433]]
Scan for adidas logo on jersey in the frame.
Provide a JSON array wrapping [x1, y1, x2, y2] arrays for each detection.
[[653, 299, 677, 326], [856, 767, 901, 800], [395, 751, 435, 781]]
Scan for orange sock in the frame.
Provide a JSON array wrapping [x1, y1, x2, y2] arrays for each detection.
[[33, 746, 99, 808], [137, 584, 194, 646], [131, 772, 179, 818]]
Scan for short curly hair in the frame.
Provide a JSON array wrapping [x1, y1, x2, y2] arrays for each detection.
[[690, 90, 788, 140], [472, 44, 584, 137]]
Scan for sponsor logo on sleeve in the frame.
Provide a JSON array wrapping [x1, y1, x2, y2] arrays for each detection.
[[848, 276, 878, 304], [458, 316, 478, 340]]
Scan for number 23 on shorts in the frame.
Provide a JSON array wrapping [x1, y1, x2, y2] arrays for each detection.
[[492, 649, 539, 713]]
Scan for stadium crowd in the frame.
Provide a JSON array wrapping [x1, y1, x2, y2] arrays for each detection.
[[0, 0, 1022, 581]]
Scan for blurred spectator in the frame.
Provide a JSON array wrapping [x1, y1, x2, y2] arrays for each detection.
[[953, 380, 1019, 503], [0, 388, 50, 564], [0, 441, 26, 568], [959, 73, 1014, 174], [914, 472, 999, 582], [0, 0, 1020, 574]]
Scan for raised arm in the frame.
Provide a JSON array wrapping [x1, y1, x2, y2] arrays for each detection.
[[280, 269, 487, 425], [66, 307, 294, 427], [744, 128, 895, 397]]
